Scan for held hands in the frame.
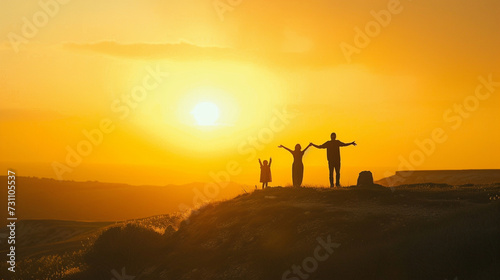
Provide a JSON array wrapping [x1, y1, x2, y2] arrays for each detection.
[[352, 141, 357, 146], [278, 145, 284, 148]]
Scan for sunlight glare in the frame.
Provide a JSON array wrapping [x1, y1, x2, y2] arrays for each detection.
[[191, 102, 220, 126]]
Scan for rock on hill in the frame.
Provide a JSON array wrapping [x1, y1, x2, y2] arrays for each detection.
[[67, 184, 500, 280], [376, 169, 500, 187]]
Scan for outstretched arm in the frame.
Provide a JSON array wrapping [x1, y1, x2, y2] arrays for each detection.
[[340, 141, 357, 147], [311, 142, 327, 149], [258, 158, 263, 167], [278, 145, 293, 154]]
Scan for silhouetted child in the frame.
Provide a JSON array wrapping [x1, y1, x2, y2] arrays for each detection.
[[259, 158, 272, 189]]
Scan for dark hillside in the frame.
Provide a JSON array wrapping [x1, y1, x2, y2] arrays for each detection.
[[70, 184, 500, 280]]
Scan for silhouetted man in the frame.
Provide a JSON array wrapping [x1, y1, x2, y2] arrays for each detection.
[[311, 133, 356, 188]]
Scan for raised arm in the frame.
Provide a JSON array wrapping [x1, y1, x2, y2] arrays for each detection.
[[278, 145, 293, 154], [258, 158, 263, 167], [303, 143, 313, 153], [269, 157, 272, 166]]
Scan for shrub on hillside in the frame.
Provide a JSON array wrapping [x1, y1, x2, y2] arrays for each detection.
[[84, 223, 165, 272]]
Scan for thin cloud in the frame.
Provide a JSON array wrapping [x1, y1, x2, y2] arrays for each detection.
[[63, 41, 343, 69]]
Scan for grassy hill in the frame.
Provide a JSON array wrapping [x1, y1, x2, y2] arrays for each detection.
[[2, 183, 500, 279], [0, 215, 184, 280], [45, 183, 500, 280]]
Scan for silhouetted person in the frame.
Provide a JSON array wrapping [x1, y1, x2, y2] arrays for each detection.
[[259, 158, 272, 189], [311, 133, 356, 188], [279, 143, 312, 187]]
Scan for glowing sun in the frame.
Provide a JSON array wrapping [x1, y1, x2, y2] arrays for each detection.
[[191, 102, 220, 126]]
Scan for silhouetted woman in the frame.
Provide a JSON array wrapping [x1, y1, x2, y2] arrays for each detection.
[[278, 143, 312, 187]]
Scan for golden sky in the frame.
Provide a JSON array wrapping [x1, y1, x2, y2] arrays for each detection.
[[1, 0, 499, 186]]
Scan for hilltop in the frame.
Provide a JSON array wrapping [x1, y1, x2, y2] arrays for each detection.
[[47, 183, 500, 280]]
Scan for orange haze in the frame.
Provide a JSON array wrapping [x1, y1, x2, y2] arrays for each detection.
[[1, 0, 499, 187]]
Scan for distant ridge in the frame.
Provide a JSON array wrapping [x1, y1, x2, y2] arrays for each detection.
[[376, 169, 500, 187], [0, 176, 246, 221]]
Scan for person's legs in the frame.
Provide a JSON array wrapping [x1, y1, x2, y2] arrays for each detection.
[[292, 163, 297, 187], [328, 161, 334, 188], [334, 161, 341, 187], [297, 163, 304, 187], [262, 182, 265, 189], [293, 162, 304, 187]]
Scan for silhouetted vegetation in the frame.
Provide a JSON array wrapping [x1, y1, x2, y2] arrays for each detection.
[[84, 224, 165, 274]]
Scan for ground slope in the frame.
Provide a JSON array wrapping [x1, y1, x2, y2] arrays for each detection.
[[70, 184, 500, 280]]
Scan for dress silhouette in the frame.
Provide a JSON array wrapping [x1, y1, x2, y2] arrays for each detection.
[[311, 133, 356, 188], [259, 158, 272, 189], [279, 143, 312, 187]]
